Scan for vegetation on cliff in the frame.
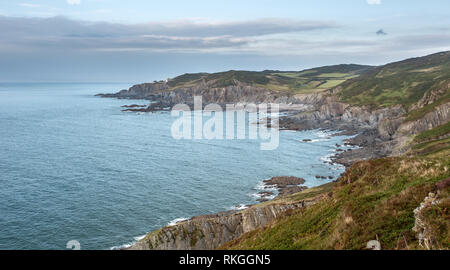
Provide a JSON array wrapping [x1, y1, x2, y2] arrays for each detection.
[[221, 130, 450, 250], [337, 51, 450, 111], [410, 122, 450, 156], [165, 64, 372, 94]]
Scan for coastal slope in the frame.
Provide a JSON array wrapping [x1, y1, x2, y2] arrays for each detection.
[[222, 133, 449, 250]]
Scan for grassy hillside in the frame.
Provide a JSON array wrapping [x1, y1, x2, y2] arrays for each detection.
[[166, 64, 373, 94], [220, 126, 450, 250], [163, 52, 450, 112], [410, 122, 450, 156], [337, 51, 450, 110]]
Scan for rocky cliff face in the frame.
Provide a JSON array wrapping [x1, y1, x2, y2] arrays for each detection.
[[98, 81, 301, 106], [129, 196, 322, 250]]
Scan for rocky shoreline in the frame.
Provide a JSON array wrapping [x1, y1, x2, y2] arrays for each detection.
[[97, 90, 388, 250]]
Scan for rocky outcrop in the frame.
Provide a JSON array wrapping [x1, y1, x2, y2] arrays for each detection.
[[128, 196, 322, 250], [97, 82, 168, 99], [262, 176, 307, 199], [97, 81, 304, 106]]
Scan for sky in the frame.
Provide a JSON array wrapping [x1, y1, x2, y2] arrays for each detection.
[[1, 0, 450, 82]]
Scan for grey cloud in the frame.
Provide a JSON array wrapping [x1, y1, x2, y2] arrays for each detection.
[[0, 16, 336, 52], [237, 33, 450, 57], [1, 15, 450, 83]]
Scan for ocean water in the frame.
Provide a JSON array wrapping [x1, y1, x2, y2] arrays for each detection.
[[0, 83, 352, 250]]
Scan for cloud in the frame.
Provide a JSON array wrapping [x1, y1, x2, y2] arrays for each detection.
[[367, 0, 381, 5], [0, 15, 449, 61], [1, 15, 450, 82], [19, 3, 42, 8], [376, 29, 387, 35], [67, 0, 81, 5], [0, 16, 336, 53]]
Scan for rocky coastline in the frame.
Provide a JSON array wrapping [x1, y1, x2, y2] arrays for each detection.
[[97, 89, 376, 250], [96, 60, 449, 249]]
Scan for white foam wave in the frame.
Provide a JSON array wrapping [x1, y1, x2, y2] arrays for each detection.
[[254, 181, 277, 192], [250, 181, 278, 201], [250, 192, 276, 201], [110, 234, 147, 250], [168, 217, 189, 226], [229, 204, 249, 211], [310, 138, 329, 143]]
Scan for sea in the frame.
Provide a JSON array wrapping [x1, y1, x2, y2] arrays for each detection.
[[0, 83, 353, 250]]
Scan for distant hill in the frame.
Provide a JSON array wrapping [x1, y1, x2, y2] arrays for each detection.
[[166, 64, 374, 94]]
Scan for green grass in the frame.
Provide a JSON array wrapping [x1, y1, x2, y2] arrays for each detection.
[[316, 73, 351, 78], [320, 80, 346, 88], [167, 73, 208, 88], [409, 122, 450, 156]]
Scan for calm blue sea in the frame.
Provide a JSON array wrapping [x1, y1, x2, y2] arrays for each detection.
[[0, 83, 351, 250]]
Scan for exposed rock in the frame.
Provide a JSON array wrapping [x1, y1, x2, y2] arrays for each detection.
[[129, 196, 323, 250], [263, 176, 305, 187], [278, 186, 307, 197], [122, 101, 172, 112], [262, 176, 307, 199], [121, 104, 148, 108], [412, 192, 443, 250], [258, 191, 274, 196]]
